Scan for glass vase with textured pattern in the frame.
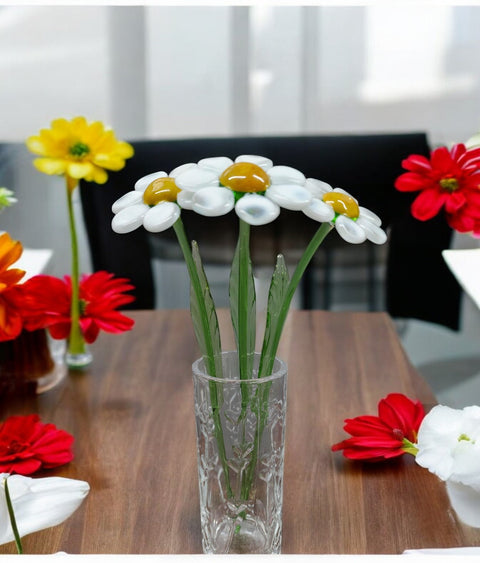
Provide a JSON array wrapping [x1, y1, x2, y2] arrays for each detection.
[[192, 351, 287, 554]]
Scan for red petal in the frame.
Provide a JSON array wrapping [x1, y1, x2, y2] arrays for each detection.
[[411, 189, 447, 220], [378, 393, 425, 441], [444, 190, 466, 214], [430, 146, 454, 173], [0, 459, 42, 475], [448, 212, 476, 233], [394, 172, 431, 192], [401, 154, 432, 173]]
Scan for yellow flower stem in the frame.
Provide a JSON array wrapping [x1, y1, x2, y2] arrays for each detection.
[[65, 176, 86, 357]]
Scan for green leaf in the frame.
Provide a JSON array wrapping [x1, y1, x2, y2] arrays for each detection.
[[229, 220, 256, 380], [190, 240, 222, 377], [259, 254, 289, 378]]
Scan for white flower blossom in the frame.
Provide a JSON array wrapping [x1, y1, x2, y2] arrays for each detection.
[[0, 473, 89, 545], [303, 179, 387, 244], [111, 154, 387, 245], [415, 404, 480, 491]]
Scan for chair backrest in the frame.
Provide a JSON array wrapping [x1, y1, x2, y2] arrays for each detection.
[[79, 133, 461, 330]]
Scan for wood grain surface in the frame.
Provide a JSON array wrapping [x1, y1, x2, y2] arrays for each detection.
[[0, 309, 478, 554]]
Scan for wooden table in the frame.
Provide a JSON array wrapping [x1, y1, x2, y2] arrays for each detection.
[[1, 309, 479, 554]]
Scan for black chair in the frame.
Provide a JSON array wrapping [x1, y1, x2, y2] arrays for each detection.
[[79, 133, 461, 330]]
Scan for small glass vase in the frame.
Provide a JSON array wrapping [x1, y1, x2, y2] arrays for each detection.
[[66, 347, 93, 370], [0, 329, 67, 395], [192, 351, 287, 554], [66, 326, 92, 369]]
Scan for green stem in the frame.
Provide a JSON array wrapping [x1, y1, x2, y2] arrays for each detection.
[[4, 477, 23, 554], [237, 219, 253, 382], [65, 177, 86, 357], [173, 219, 219, 375], [173, 218, 233, 498], [259, 221, 333, 378], [241, 222, 333, 501], [402, 438, 419, 456]]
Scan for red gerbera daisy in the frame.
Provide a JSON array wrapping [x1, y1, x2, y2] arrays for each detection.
[[0, 414, 74, 475], [395, 143, 480, 232], [20, 271, 135, 344], [331, 393, 425, 461]]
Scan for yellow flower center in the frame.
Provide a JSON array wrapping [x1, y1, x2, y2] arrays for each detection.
[[322, 191, 360, 219], [69, 142, 90, 158], [439, 177, 459, 192], [219, 162, 270, 193], [143, 177, 180, 206]]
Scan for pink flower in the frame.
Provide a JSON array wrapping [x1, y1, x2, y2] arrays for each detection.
[[331, 393, 425, 461]]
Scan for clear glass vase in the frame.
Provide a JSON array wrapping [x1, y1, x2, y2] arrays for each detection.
[[66, 325, 92, 369], [0, 329, 67, 395], [66, 347, 92, 370], [192, 351, 287, 554]]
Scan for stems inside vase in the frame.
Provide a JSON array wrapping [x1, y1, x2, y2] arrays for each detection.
[[65, 176, 91, 369]]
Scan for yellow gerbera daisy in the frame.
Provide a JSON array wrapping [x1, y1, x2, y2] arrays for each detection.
[[26, 116, 134, 185]]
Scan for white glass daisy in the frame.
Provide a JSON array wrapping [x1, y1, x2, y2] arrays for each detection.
[[111, 155, 313, 233], [174, 155, 313, 226], [303, 179, 387, 244], [111, 165, 234, 234]]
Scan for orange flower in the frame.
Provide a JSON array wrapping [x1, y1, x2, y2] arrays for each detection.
[[0, 232, 25, 291], [0, 233, 26, 341]]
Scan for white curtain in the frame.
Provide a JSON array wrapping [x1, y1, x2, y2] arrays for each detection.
[[1, 4, 480, 280], [1, 5, 480, 144]]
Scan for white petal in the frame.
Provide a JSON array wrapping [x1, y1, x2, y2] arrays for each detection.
[[446, 481, 480, 526], [334, 215, 367, 244], [143, 201, 180, 232], [112, 190, 144, 214], [134, 171, 167, 192], [235, 193, 280, 226], [192, 187, 235, 217], [305, 178, 333, 198], [356, 217, 387, 244], [235, 154, 273, 171], [177, 190, 195, 210], [0, 474, 89, 545], [303, 198, 336, 222], [466, 133, 480, 149], [175, 165, 219, 192], [418, 405, 464, 445], [268, 165, 306, 186], [198, 156, 233, 174], [170, 163, 196, 177], [416, 450, 455, 481], [265, 184, 312, 211], [111, 203, 149, 234], [358, 206, 382, 227]]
